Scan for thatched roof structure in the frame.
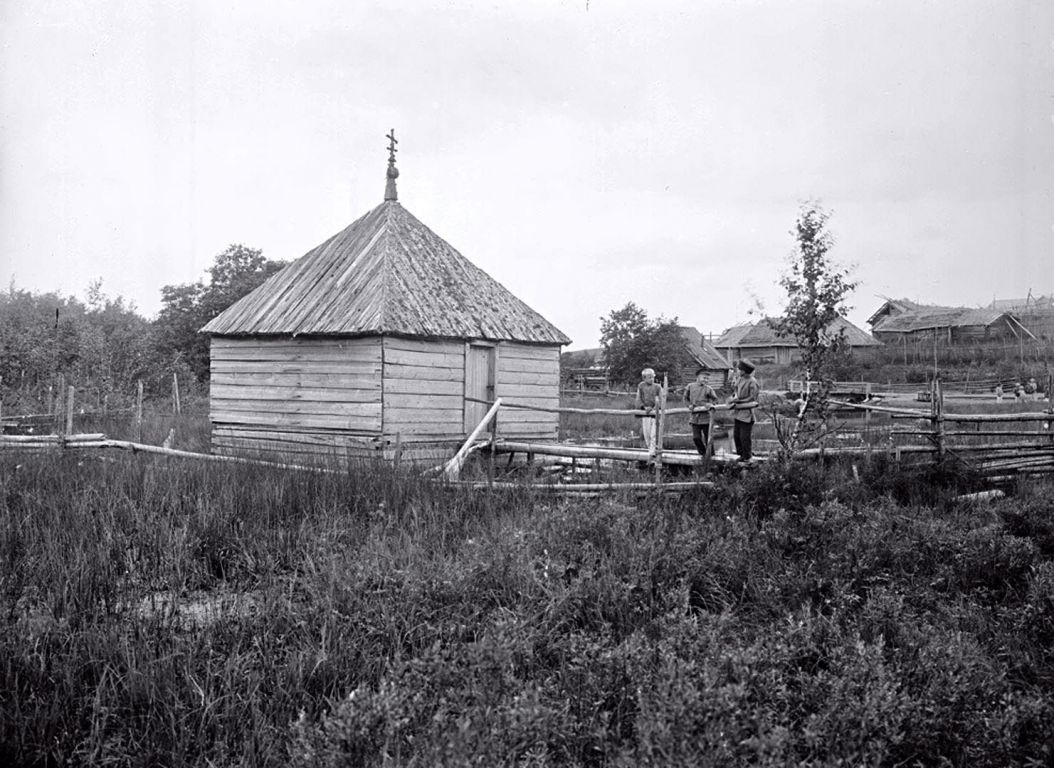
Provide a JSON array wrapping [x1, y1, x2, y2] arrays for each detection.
[[677, 326, 732, 370], [990, 294, 1054, 311], [203, 201, 570, 345], [867, 299, 1035, 340], [715, 317, 880, 349], [866, 298, 938, 328]]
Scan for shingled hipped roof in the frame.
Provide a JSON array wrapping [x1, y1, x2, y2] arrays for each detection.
[[202, 201, 570, 345]]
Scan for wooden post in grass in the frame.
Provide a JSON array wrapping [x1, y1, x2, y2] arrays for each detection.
[[705, 406, 716, 469], [654, 374, 668, 487], [172, 373, 181, 415], [65, 385, 75, 437], [488, 405, 500, 480], [933, 377, 945, 463], [0, 375, 4, 426], [1047, 373, 1054, 445], [135, 379, 144, 443], [864, 382, 872, 438], [54, 374, 65, 432]]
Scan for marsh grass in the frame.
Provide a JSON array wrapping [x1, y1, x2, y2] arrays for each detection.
[[2, 449, 1054, 766]]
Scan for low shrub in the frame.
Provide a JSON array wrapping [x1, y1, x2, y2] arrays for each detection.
[[3, 452, 1054, 766]]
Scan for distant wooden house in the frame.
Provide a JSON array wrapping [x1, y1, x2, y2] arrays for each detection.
[[560, 329, 729, 389], [715, 317, 880, 365], [867, 298, 1034, 344], [202, 136, 570, 463], [561, 348, 607, 389], [675, 326, 732, 388], [990, 295, 1054, 340]]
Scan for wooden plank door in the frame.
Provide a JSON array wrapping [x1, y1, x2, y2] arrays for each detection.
[[464, 344, 495, 434]]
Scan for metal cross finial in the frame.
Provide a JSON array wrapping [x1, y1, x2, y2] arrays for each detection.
[[384, 128, 400, 201]]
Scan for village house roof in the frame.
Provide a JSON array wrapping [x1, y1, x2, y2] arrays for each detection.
[[202, 199, 570, 344], [865, 298, 956, 328], [713, 322, 754, 349], [990, 295, 1054, 311], [715, 317, 880, 349], [872, 306, 1034, 337], [677, 326, 732, 370]]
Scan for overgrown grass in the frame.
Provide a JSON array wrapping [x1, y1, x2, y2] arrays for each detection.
[[558, 393, 733, 450], [2, 452, 1054, 766]]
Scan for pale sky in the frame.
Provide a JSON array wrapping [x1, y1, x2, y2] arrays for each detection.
[[2, 0, 1052, 348]]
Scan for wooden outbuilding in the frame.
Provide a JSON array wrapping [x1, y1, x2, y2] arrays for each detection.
[[674, 326, 732, 388], [715, 316, 880, 365], [201, 135, 570, 463], [991, 295, 1054, 341], [867, 299, 1034, 344]]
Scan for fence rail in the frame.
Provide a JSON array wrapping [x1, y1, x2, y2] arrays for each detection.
[[6, 373, 1054, 484]]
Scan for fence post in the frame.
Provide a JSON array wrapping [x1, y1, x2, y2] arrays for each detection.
[[705, 405, 716, 467], [864, 382, 872, 440], [136, 380, 144, 443], [0, 375, 3, 426], [65, 385, 75, 438], [172, 373, 181, 415], [654, 375, 667, 487], [54, 374, 65, 432], [933, 377, 944, 463], [1047, 373, 1053, 445]]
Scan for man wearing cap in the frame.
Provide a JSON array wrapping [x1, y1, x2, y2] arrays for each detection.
[[684, 367, 719, 457], [729, 359, 760, 462], [635, 368, 663, 455]]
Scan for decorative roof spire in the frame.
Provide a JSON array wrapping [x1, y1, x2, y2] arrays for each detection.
[[384, 129, 399, 201]]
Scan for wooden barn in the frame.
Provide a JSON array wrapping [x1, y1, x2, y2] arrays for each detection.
[[675, 326, 732, 388], [867, 299, 1034, 344], [201, 138, 570, 463], [990, 296, 1054, 341], [715, 317, 880, 365]]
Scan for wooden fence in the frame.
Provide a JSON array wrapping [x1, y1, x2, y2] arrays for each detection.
[[0, 376, 191, 440], [5, 374, 1054, 489]]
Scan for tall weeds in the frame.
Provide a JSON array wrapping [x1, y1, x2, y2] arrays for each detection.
[[2, 452, 1053, 766]]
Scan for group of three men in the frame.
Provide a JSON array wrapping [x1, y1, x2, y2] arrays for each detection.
[[634, 359, 760, 463]]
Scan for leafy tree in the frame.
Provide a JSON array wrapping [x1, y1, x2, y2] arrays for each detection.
[[0, 281, 151, 410], [153, 244, 285, 382], [599, 302, 693, 386], [78, 281, 153, 401], [560, 349, 601, 370], [772, 204, 858, 450]]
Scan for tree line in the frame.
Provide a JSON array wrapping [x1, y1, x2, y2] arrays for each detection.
[[4, 203, 856, 426], [0, 245, 284, 411], [569, 204, 856, 395]]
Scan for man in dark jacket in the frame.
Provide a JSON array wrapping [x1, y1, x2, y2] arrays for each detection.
[[729, 359, 760, 462]]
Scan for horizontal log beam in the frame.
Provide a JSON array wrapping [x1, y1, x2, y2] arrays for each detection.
[[828, 399, 929, 417], [447, 481, 715, 492], [0, 433, 107, 444], [893, 430, 1052, 438], [467, 397, 750, 417], [941, 413, 1054, 423], [491, 440, 752, 466]]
